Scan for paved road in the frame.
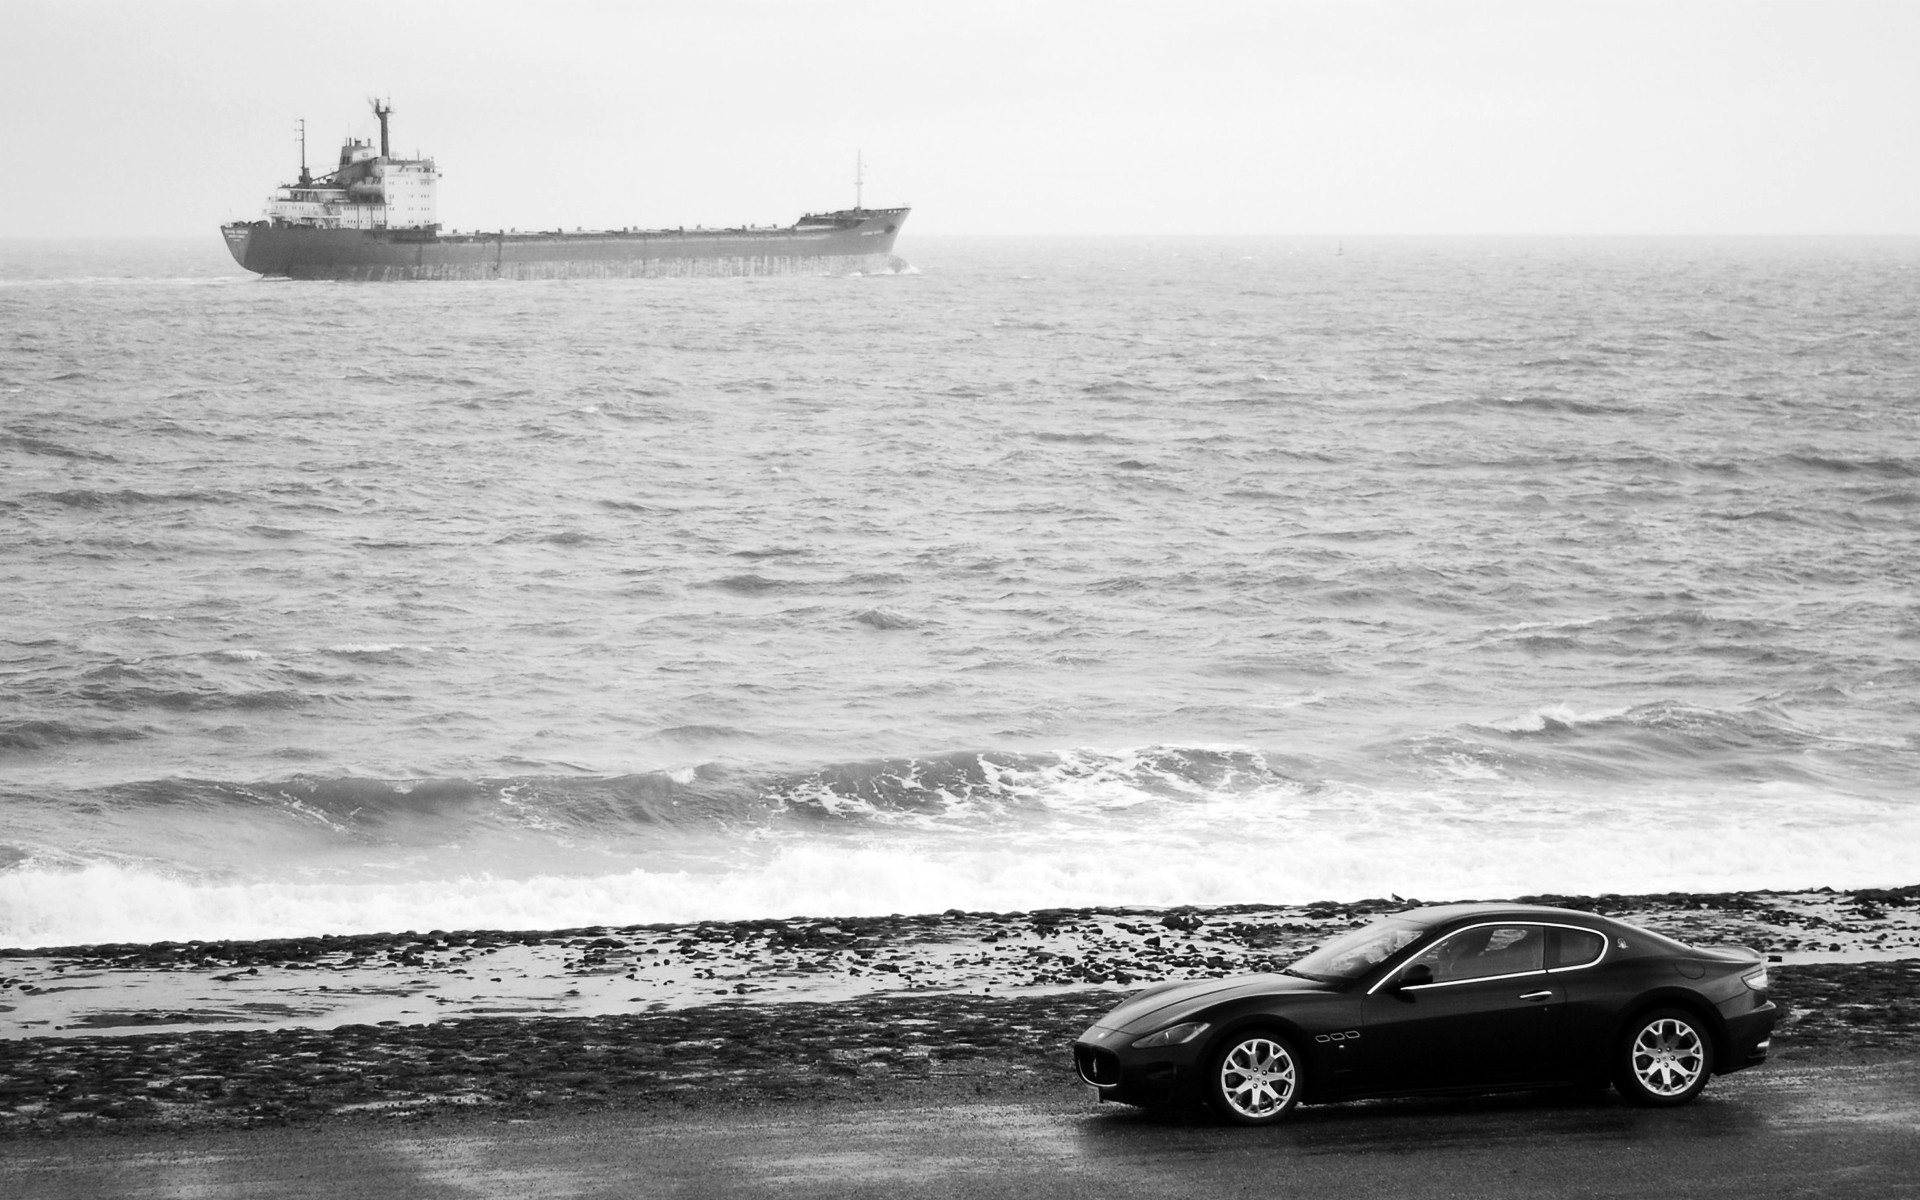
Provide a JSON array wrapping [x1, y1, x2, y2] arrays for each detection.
[[6, 1060, 1917, 1199]]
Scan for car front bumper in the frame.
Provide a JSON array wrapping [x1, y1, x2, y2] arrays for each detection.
[[1073, 1026, 1206, 1107]]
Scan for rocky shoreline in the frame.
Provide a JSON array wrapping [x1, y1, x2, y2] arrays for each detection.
[[3, 886, 1916, 1135]]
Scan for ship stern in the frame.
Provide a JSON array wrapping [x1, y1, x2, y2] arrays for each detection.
[[220, 222, 257, 272]]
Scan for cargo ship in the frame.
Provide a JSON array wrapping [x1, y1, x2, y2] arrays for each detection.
[[221, 101, 910, 281]]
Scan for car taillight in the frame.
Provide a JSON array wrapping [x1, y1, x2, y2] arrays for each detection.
[[1742, 965, 1768, 992]]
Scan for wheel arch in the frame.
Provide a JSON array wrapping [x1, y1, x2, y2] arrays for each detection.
[[1197, 1011, 1324, 1097], [1615, 989, 1730, 1071]]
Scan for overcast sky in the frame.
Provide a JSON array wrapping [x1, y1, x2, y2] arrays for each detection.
[[4, 0, 1917, 238]]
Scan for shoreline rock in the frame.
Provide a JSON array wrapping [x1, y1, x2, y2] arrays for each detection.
[[3, 886, 1916, 1136], [5, 886, 1917, 1040], [1, 962, 1915, 1137]]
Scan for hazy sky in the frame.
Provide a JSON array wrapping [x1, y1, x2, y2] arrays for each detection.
[[4, 0, 1917, 238]]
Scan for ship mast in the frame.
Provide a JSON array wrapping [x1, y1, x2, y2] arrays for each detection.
[[854, 150, 864, 212], [296, 118, 311, 187], [371, 98, 392, 158]]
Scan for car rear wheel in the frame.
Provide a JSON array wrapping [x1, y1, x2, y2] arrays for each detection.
[[1207, 1030, 1303, 1125], [1616, 1008, 1713, 1106]]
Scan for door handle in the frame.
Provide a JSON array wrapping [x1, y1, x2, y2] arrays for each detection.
[[1519, 990, 1553, 1001]]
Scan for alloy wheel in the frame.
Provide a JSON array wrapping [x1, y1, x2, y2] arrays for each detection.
[[1631, 1017, 1706, 1097], [1217, 1036, 1298, 1120]]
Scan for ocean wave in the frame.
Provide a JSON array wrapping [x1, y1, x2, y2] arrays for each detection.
[[74, 682, 316, 713], [487, 529, 596, 546], [649, 724, 753, 745], [709, 573, 794, 594], [4, 780, 1913, 948], [1485, 704, 1632, 734], [0, 432, 117, 462], [767, 747, 1295, 827], [0, 719, 149, 753], [212, 772, 749, 836], [1481, 395, 1636, 416], [323, 643, 437, 661], [1031, 430, 1135, 445], [28, 487, 239, 508], [1496, 609, 1789, 647], [730, 547, 808, 560], [854, 608, 919, 630], [1784, 454, 1918, 478], [1705, 508, 1809, 524], [1863, 490, 1920, 508], [2, 747, 1301, 862], [1409, 701, 1836, 785]]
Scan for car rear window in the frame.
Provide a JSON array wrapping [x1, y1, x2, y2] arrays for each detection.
[[1550, 927, 1606, 969]]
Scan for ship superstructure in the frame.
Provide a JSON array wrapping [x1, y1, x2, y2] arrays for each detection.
[[222, 100, 908, 281], [265, 103, 440, 232]]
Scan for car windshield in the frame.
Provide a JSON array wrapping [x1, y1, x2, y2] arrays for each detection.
[[1288, 916, 1426, 981]]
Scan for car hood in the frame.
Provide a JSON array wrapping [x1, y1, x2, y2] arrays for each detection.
[[1089, 973, 1333, 1036]]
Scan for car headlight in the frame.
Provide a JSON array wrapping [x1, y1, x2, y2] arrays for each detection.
[[1131, 1021, 1210, 1049], [1742, 966, 1769, 992]]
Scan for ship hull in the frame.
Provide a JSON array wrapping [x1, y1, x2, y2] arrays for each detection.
[[220, 208, 908, 280]]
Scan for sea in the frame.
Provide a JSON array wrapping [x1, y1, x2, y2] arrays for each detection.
[[2, 235, 1916, 950]]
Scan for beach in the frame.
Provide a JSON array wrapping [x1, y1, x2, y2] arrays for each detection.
[[4, 886, 1916, 1136]]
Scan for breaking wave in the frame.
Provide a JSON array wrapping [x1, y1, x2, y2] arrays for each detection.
[[5, 734, 1915, 947]]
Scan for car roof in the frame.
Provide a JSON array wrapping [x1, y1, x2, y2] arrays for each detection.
[[1394, 902, 1613, 928]]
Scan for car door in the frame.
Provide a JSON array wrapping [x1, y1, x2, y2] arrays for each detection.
[[1360, 922, 1560, 1091], [1536, 923, 1613, 1078]]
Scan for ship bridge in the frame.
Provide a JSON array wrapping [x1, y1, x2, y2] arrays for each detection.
[[263, 101, 439, 232]]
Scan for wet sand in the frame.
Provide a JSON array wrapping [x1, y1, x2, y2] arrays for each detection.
[[2, 886, 1915, 1135]]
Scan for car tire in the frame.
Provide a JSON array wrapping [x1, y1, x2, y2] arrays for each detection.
[[1206, 1029, 1303, 1125], [1615, 1007, 1714, 1106]]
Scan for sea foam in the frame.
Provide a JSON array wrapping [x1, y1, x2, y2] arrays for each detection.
[[4, 776, 1910, 948]]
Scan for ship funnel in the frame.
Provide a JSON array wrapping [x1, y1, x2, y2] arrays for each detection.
[[371, 98, 393, 158]]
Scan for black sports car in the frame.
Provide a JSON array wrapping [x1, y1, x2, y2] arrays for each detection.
[[1072, 903, 1775, 1124]]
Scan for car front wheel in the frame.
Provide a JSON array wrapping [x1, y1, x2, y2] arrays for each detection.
[[1616, 1008, 1713, 1106], [1207, 1030, 1303, 1125]]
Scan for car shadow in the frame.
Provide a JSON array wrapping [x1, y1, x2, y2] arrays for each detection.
[[1073, 1083, 1763, 1151]]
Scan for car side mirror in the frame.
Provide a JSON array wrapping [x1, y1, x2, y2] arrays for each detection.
[[1391, 964, 1433, 999]]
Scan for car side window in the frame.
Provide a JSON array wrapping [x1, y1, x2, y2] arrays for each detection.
[[1550, 927, 1606, 969], [1406, 924, 1546, 984]]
